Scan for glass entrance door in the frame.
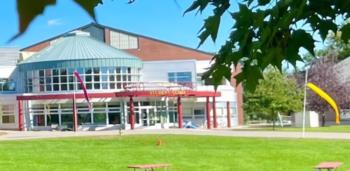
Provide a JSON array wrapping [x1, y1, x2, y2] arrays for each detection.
[[141, 108, 157, 126]]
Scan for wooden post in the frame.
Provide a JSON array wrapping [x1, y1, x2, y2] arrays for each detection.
[[227, 101, 231, 128], [130, 96, 135, 130]]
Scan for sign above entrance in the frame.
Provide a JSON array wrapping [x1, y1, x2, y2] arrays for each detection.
[[149, 90, 186, 96]]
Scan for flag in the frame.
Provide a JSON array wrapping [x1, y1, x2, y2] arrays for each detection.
[[73, 71, 92, 110]]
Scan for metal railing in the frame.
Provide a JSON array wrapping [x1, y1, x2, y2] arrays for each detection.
[[123, 82, 195, 91]]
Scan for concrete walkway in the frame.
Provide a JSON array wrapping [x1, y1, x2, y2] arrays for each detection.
[[1, 129, 350, 141]]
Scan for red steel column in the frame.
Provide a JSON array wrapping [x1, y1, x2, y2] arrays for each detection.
[[227, 101, 231, 128], [177, 96, 183, 128], [129, 96, 135, 130], [213, 96, 217, 128], [18, 100, 24, 131], [206, 97, 211, 129], [73, 97, 78, 131]]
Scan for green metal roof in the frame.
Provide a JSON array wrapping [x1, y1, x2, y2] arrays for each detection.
[[19, 32, 142, 71]]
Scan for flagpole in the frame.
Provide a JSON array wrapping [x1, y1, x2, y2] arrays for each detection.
[[302, 69, 308, 138]]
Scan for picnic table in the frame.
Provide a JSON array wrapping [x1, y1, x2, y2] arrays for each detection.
[[314, 162, 343, 171], [128, 163, 170, 171]]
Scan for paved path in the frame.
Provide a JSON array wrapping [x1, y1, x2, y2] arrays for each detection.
[[1, 129, 350, 141]]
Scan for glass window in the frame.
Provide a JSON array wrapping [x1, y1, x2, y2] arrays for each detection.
[[108, 67, 115, 74], [94, 83, 100, 89], [61, 76, 67, 83], [39, 70, 44, 77], [102, 83, 108, 89], [85, 75, 92, 82], [2, 115, 15, 124], [168, 72, 192, 83], [108, 113, 120, 124], [78, 114, 91, 125], [61, 84, 67, 91], [77, 68, 84, 74], [68, 68, 75, 75], [109, 75, 115, 81], [46, 115, 59, 126], [102, 75, 108, 82], [101, 67, 108, 74], [116, 67, 121, 74], [94, 113, 106, 125], [61, 115, 73, 128], [46, 85, 52, 91], [169, 111, 177, 123], [94, 75, 100, 82], [53, 77, 59, 83], [194, 108, 205, 119], [86, 83, 92, 90], [39, 85, 45, 92], [85, 68, 92, 74], [93, 68, 100, 74], [53, 84, 59, 91], [110, 83, 115, 89], [33, 115, 45, 126], [60, 69, 67, 75], [53, 69, 59, 76], [46, 77, 52, 84], [116, 75, 121, 81]]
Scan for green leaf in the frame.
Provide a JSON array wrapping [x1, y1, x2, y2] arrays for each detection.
[[340, 24, 350, 43], [258, 0, 271, 6], [198, 15, 221, 46], [291, 30, 315, 56], [318, 19, 337, 41], [74, 0, 103, 20], [11, 0, 56, 41], [184, 0, 210, 14]]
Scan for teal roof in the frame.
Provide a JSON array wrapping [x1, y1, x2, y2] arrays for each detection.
[[19, 32, 142, 71]]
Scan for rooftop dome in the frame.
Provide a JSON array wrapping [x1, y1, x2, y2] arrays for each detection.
[[19, 32, 142, 71]]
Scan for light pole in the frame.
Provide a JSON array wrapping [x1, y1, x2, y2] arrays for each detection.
[[302, 69, 308, 138]]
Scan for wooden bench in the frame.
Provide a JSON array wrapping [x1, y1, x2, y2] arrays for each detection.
[[314, 162, 343, 171], [128, 163, 170, 171]]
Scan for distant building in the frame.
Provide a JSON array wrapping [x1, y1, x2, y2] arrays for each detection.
[[0, 23, 243, 131]]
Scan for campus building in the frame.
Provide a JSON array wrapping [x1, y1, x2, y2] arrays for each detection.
[[0, 23, 243, 131]]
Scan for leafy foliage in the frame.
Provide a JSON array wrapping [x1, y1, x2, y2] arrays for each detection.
[[12, 0, 103, 41], [12, 0, 56, 41], [10, 0, 350, 92], [185, 0, 350, 91], [244, 68, 303, 122]]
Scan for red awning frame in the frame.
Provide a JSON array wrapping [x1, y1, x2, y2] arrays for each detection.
[[16, 90, 220, 101]]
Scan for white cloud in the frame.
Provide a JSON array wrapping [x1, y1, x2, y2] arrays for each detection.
[[47, 19, 63, 26]]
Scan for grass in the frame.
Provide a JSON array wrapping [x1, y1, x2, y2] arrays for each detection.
[[0, 135, 350, 171], [239, 125, 350, 132]]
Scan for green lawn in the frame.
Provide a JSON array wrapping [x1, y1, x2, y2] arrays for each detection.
[[241, 125, 350, 132], [1, 135, 350, 171]]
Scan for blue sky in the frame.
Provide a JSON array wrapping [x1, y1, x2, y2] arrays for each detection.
[[0, 0, 238, 53]]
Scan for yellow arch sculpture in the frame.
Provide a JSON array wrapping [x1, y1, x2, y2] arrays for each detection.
[[307, 82, 340, 124]]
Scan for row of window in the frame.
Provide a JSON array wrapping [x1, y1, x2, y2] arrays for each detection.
[[0, 79, 15, 92], [26, 67, 141, 92], [30, 102, 122, 127], [0, 104, 15, 124]]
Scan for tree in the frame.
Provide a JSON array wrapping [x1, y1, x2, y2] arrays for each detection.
[[10, 0, 350, 91], [323, 31, 350, 61], [244, 68, 303, 129], [301, 53, 350, 126]]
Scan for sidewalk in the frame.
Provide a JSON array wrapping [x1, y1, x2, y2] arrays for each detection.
[[1, 129, 350, 141]]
